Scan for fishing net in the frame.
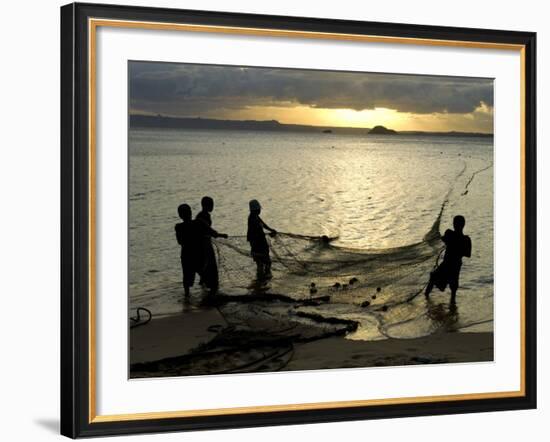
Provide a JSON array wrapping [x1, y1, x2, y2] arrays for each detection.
[[214, 216, 444, 308], [206, 162, 477, 342], [212, 165, 454, 307], [132, 214, 448, 377], [212, 160, 489, 313]]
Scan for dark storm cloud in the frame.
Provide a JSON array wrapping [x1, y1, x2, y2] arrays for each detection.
[[129, 62, 493, 116]]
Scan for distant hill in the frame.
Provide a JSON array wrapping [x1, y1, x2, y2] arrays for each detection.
[[368, 125, 397, 135], [130, 114, 493, 138], [130, 115, 369, 135]]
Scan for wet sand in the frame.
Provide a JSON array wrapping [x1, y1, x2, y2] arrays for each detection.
[[130, 310, 493, 377], [285, 332, 493, 371], [130, 308, 227, 365]]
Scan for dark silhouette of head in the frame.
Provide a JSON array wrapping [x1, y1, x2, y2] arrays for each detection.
[[249, 199, 261, 215], [201, 196, 214, 212], [178, 203, 192, 221], [453, 215, 466, 232]]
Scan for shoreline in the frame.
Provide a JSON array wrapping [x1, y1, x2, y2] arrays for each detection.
[[130, 310, 493, 378]]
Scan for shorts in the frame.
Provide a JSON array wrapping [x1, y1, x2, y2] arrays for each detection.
[[180, 255, 196, 288], [430, 260, 462, 292], [251, 243, 271, 265]]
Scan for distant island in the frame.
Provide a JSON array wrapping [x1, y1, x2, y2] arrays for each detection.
[[368, 125, 397, 135], [130, 114, 493, 138]]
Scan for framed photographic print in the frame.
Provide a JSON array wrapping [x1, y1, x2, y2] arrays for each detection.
[[60, 2, 537, 438]]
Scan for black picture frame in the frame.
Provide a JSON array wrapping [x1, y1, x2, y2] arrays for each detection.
[[61, 2, 537, 438]]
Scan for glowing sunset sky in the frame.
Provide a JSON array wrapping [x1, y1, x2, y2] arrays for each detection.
[[129, 62, 494, 133]]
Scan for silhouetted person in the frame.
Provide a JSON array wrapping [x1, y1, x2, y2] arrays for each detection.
[[425, 215, 472, 305], [195, 196, 228, 297], [247, 199, 277, 280], [175, 204, 201, 297]]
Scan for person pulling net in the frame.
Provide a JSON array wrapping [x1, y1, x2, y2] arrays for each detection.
[[247, 199, 277, 281]]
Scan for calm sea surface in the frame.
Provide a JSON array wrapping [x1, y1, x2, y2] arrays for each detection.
[[129, 128, 494, 339]]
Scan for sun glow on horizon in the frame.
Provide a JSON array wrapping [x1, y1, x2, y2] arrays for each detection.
[[328, 107, 406, 129], [207, 105, 411, 130], [132, 103, 493, 133], [191, 104, 493, 133]]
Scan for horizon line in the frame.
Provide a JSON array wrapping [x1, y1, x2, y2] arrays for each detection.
[[129, 113, 494, 135]]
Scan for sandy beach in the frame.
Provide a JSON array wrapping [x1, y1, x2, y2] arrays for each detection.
[[130, 309, 228, 365], [130, 309, 493, 378], [286, 332, 493, 372]]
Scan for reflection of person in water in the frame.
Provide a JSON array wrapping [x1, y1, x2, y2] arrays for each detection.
[[195, 196, 228, 296], [247, 199, 277, 280], [174, 203, 200, 297], [425, 215, 472, 305]]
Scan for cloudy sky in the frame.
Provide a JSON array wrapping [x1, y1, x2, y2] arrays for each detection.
[[129, 61, 494, 133]]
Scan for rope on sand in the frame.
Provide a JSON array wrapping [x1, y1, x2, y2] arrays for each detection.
[[130, 307, 152, 329]]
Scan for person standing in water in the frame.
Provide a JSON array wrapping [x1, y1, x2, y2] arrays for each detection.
[[195, 196, 228, 297], [174, 203, 200, 298], [425, 215, 472, 305], [247, 199, 277, 280]]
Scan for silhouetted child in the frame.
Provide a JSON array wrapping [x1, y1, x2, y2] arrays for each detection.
[[195, 196, 228, 296], [175, 204, 200, 297], [247, 199, 277, 280], [425, 215, 472, 305]]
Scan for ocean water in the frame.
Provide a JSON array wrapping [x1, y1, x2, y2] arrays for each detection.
[[129, 128, 494, 340]]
